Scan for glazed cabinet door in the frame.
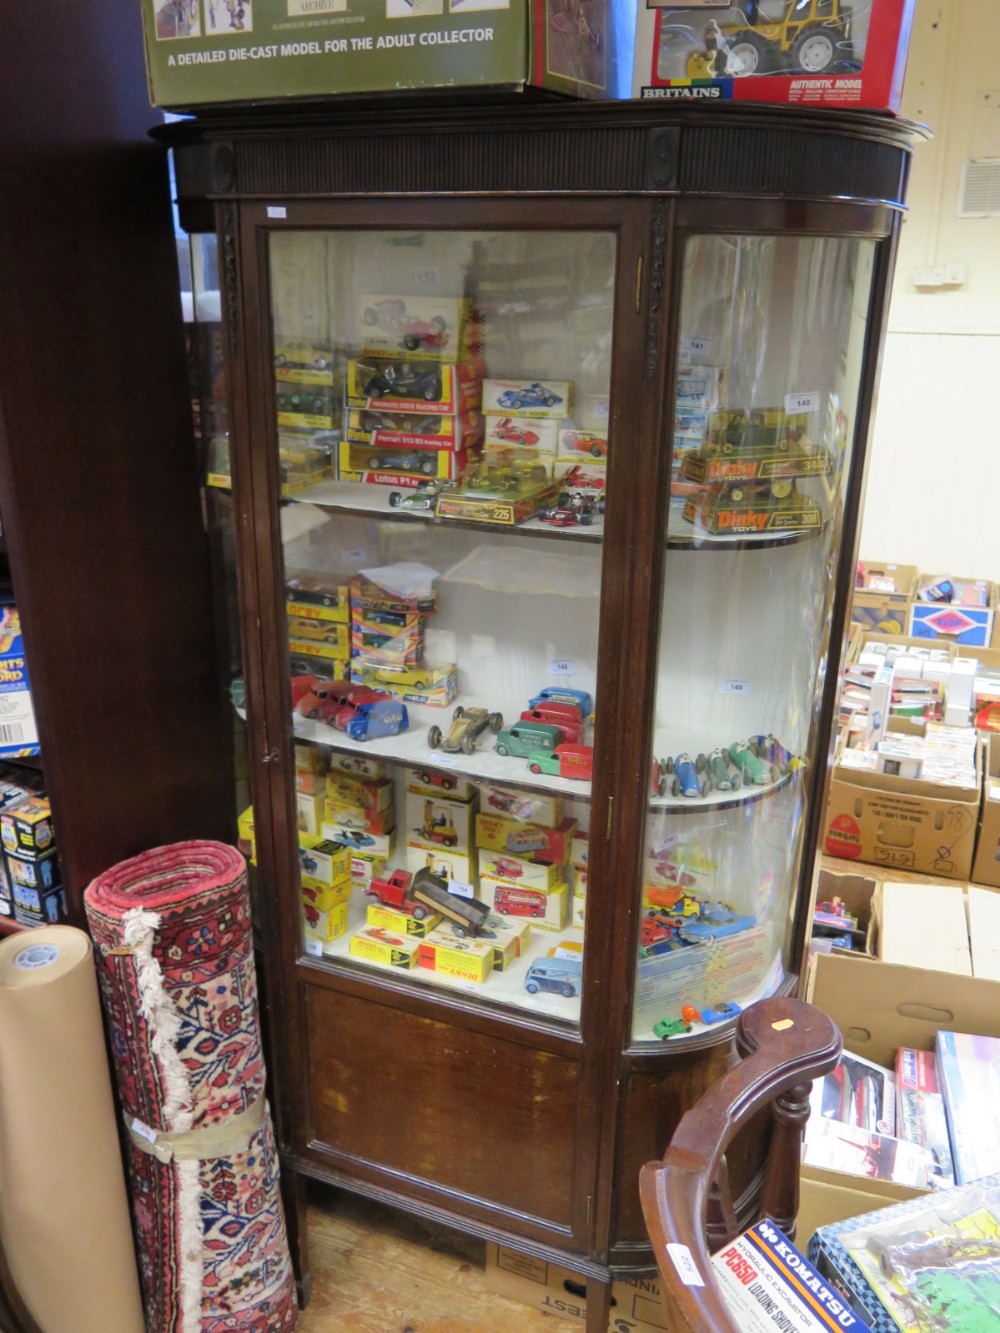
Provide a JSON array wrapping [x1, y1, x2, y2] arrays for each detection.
[[227, 197, 651, 1250]]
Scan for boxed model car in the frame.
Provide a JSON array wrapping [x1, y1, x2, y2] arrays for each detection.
[[417, 928, 495, 984], [347, 358, 482, 415], [337, 440, 474, 488], [141, 0, 630, 108], [349, 924, 420, 970], [357, 296, 479, 362], [632, 0, 916, 112], [405, 789, 478, 856], [482, 378, 573, 419], [344, 407, 482, 453]]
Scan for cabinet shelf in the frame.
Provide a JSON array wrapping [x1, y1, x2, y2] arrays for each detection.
[[288, 480, 826, 553], [306, 896, 585, 1026]]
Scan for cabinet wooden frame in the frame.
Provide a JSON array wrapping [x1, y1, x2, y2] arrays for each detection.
[[163, 100, 917, 1324]]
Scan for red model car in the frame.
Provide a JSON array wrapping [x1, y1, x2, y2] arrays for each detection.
[[561, 430, 608, 458], [290, 674, 320, 709], [520, 703, 585, 744], [492, 417, 540, 447], [489, 855, 523, 879]]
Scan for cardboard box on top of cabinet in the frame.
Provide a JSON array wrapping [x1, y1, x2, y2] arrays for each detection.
[[633, 0, 915, 113], [141, 0, 634, 109]]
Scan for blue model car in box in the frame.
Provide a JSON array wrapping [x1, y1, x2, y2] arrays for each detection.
[[497, 383, 563, 409]]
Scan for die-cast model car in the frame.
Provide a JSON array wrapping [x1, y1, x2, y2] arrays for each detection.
[[364, 362, 442, 401], [491, 417, 541, 446], [527, 743, 594, 782], [664, 753, 709, 798], [387, 479, 451, 513], [363, 299, 449, 351], [497, 383, 563, 410], [379, 451, 436, 475], [427, 705, 504, 756], [560, 430, 608, 458], [725, 740, 774, 785], [527, 686, 593, 717]]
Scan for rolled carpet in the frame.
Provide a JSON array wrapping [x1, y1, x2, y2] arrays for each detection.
[[85, 840, 297, 1333]]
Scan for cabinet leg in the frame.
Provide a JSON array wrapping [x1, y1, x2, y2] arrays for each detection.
[[280, 1168, 312, 1308], [586, 1275, 613, 1333]]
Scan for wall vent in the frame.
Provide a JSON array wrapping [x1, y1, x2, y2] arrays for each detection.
[[958, 158, 1000, 217]]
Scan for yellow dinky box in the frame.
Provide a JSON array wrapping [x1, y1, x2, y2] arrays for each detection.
[[476, 848, 565, 892], [298, 835, 351, 892], [325, 800, 396, 837], [347, 851, 387, 884], [417, 928, 494, 984], [302, 898, 350, 947], [350, 925, 420, 970], [296, 790, 325, 836], [482, 913, 531, 972], [480, 875, 569, 932], [237, 805, 256, 864], [366, 902, 442, 938], [296, 743, 331, 775], [326, 774, 395, 812], [301, 876, 352, 914]]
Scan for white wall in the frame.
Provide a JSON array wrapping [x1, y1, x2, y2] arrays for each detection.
[[859, 0, 1000, 575]]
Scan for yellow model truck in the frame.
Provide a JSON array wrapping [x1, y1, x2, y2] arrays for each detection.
[[705, 0, 852, 77]]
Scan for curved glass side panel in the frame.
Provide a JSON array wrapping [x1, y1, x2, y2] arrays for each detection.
[[633, 232, 877, 1043]]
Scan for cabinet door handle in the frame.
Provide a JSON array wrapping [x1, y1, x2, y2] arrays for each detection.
[[635, 256, 644, 314]]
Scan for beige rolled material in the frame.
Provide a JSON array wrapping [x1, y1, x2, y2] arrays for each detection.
[[0, 926, 145, 1333]]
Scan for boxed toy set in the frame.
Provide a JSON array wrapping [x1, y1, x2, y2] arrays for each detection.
[[632, 0, 915, 113], [142, 0, 630, 110]]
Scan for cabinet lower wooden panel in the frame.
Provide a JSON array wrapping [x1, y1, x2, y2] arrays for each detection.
[[304, 984, 578, 1228], [612, 1050, 772, 1256]]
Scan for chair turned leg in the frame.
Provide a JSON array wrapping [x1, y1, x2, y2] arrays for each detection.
[[280, 1168, 313, 1308], [760, 1079, 812, 1244], [586, 1274, 613, 1333]]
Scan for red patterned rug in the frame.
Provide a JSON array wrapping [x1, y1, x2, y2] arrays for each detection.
[[85, 841, 297, 1333]]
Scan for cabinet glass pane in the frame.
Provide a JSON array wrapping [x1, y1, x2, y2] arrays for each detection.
[[632, 232, 877, 1043], [268, 227, 616, 1025]]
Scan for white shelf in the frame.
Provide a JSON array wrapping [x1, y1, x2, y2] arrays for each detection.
[[309, 889, 585, 1026], [288, 478, 604, 544]]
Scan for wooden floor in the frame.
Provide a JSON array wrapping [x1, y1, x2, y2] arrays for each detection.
[[296, 1185, 577, 1332]]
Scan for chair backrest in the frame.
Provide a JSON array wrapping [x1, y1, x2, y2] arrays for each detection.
[[640, 996, 842, 1333]]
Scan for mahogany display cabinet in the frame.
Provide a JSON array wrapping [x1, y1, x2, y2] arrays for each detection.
[[163, 100, 917, 1327]]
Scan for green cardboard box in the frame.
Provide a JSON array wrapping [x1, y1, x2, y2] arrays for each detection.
[[141, 0, 633, 108]]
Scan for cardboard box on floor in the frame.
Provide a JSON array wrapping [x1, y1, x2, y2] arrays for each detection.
[[973, 733, 1000, 889], [851, 562, 918, 636], [871, 880, 972, 976], [485, 1244, 665, 1332], [823, 733, 981, 881]]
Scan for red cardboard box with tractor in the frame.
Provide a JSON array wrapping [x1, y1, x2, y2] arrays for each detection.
[[633, 0, 915, 113]]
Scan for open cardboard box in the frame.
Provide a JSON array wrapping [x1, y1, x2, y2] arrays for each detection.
[[485, 1244, 665, 1332], [973, 733, 1000, 889], [800, 924, 1000, 1244], [823, 729, 981, 882], [908, 573, 998, 648], [850, 562, 918, 636]]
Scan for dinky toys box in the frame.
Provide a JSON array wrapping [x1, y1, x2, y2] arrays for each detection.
[[483, 416, 560, 456], [477, 782, 563, 828], [408, 767, 477, 802], [366, 901, 442, 938], [301, 894, 350, 946], [344, 408, 482, 454], [347, 359, 482, 416], [480, 874, 569, 930], [405, 789, 477, 856], [417, 927, 495, 984], [475, 813, 577, 863], [632, 0, 915, 114], [298, 834, 352, 895], [482, 379, 573, 420], [356, 296, 478, 363], [337, 440, 473, 487], [405, 844, 478, 890], [684, 481, 823, 535], [142, 0, 630, 110], [477, 848, 565, 892], [349, 924, 420, 970]]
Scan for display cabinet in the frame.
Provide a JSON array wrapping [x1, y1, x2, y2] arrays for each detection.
[[164, 100, 917, 1326]]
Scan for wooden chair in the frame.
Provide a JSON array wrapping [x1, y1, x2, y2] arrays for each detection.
[[640, 996, 842, 1333]]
